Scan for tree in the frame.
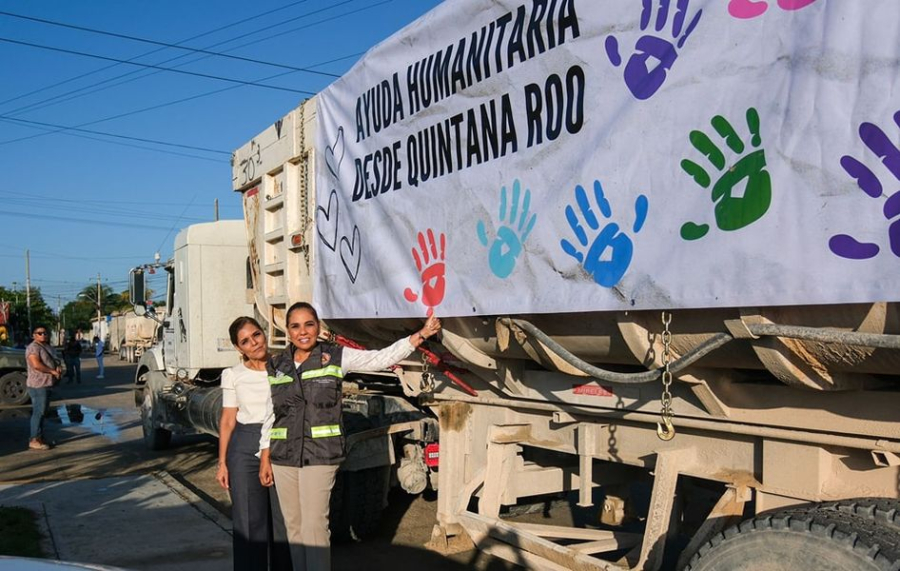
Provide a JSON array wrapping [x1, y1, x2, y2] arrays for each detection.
[[60, 283, 128, 334], [0, 285, 55, 346]]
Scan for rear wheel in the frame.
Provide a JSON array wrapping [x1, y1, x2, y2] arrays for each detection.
[[685, 509, 900, 570], [0, 371, 29, 405], [801, 498, 900, 533], [140, 386, 171, 450]]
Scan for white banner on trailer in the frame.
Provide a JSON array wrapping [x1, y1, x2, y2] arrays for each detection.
[[314, 0, 900, 319]]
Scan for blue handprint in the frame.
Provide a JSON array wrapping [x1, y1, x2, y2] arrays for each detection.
[[560, 181, 649, 288], [605, 0, 703, 101], [477, 180, 537, 279], [830, 110, 900, 260]]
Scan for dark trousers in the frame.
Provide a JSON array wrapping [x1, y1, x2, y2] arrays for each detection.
[[65, 357, 81, 383], [227, 423, 292, 571]]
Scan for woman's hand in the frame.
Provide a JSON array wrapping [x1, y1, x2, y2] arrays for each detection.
[[259, 453, 274, 487], [421, 313, 441, 339], [215, 462, 229, 490], [411, 314, 442, 347]]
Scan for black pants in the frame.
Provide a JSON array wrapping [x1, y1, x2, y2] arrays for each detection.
[[227, 423, 292, 571]]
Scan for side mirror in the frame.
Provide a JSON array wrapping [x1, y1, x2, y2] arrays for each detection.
[[130, 269, 146, 315]]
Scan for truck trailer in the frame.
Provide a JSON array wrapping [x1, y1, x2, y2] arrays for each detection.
[[226, 0, 900, 569]]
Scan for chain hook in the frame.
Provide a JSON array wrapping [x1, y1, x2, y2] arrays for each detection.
[[420, 350, 435, 393], [657, 311, 676, 441]]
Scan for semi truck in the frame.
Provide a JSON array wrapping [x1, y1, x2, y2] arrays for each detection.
[[109, 311, 163, 363], [223, 1, 900, 569]]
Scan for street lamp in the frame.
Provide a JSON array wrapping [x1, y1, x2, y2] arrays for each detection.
[[78, 292, 102, 340]]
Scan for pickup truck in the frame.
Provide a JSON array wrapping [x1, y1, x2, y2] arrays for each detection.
[[0, 347, 29, 405]]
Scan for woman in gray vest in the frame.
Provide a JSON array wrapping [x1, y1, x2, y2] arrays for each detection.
[[259, 302, 440, 571]]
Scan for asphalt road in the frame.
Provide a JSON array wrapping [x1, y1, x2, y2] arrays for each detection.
[[0, 357, 550, 570]]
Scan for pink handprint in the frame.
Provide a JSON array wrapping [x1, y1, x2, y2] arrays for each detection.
[[728, 0, 818, 20], [403, 229, 446, 316]]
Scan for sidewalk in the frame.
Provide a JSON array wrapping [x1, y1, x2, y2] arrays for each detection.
[[0, 472, 232, 571]]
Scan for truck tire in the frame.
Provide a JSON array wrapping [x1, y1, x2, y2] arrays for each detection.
[[0, 371, 29, 405], [684, 509, 900, 571], [791, 498, 900, 534], [330, 465, 390, 542], [140, 386, 171, 450]]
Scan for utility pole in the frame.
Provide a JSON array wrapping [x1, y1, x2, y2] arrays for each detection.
[[57, 295, 61, 342], [214, 198, 219, 221], [25, 249, 31, 333], [96, 272, 102, 341]]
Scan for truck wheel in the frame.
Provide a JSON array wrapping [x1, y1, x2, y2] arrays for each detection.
[[685, 509, 900, 571], [0, 371, 29, 405], [140, 386, 171, 450], [330, 465, 390, 542], [791, 498, 900, 534]]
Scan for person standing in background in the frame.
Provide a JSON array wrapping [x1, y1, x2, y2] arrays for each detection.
[[26, 325, 61, 451], [93, 335, 105, 379], [63, 333, 82, 384]]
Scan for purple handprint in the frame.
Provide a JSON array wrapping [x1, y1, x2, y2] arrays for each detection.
[[830, 111, 900, 260], [605, 0, 703, 101]]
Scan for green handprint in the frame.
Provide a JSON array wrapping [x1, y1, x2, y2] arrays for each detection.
[[680, 108, 771, 240]]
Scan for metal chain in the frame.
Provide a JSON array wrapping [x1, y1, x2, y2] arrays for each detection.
[[420, 351, 435, 393], [657, 311, 676, 441]]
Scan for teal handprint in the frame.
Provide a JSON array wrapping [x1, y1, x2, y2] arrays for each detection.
[[477, 180, 537, 279], [680, 107, 771, 240]]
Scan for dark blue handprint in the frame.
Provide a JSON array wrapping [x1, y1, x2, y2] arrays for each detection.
[[830, 110, 900, 260], [477, 180, 537, 279], [560, 181, 649, 288], [605, 0, 703, 101]]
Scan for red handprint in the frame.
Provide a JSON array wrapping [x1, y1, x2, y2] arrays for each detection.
[[403, 229, 446, 316]]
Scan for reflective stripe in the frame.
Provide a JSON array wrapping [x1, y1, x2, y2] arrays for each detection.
[[268, 374, 293, 385], [270, 427, 287, 440], [301, 365, 344, 380], [310, 424, 341, 438]]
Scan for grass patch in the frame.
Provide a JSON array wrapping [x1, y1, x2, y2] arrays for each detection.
[[0, 506, 45, 557]]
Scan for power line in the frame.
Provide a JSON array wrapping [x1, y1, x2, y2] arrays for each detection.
[[0, 36, 316, 95], [0, 191, 241, 209], [0, 0, 313, 111], [0, 115, 230, 154], [0, 10, 341, 79], [0, 117, 228, 162], [0, 210, 173, 231], [0, 51, 361, 148], [1, 0, 365, 118]]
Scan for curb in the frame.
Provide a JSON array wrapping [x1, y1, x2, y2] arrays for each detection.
[[152, 470, 232, 536]]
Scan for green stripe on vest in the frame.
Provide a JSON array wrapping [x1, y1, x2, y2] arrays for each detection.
[[270, 427, 287, 440], [301, 365, 344, 380], [310, 424, 341, 438], [268, 374, 293, 385]]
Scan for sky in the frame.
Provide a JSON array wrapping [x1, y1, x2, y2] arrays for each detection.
[[0, 0, 442, 307]]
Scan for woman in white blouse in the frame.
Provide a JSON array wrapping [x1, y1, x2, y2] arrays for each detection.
[[217, 316, 291, 571]]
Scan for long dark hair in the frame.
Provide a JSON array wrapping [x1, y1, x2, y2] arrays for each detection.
[[286, 302, 319, 324], [228, 316, 263, 346]]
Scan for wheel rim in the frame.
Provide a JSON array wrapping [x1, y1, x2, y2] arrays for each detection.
[[1, 374, 26, 402], [141, 388, 155, 435]]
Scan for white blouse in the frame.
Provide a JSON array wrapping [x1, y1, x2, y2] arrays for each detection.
[[221, 363, 272, 425]]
